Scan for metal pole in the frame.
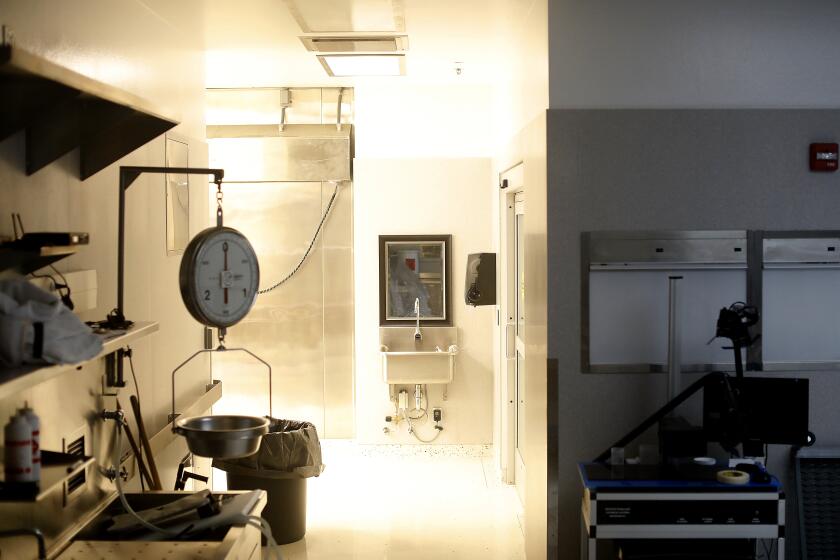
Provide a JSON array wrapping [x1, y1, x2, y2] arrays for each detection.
[[109, 166, 225, 328], [666, 275, 683, 400], [336, 87, 343, 131], [117, 172, 127, 316]]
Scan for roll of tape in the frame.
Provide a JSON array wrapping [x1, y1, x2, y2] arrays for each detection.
[[717, 469, 751, 485]]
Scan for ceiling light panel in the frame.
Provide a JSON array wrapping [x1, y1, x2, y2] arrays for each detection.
[[301, 35, 408, 53], [284, 0, 405, 33], [318, 54, 405, 77]]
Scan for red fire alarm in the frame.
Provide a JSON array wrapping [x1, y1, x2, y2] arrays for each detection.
[[810, 143, 839, 172]]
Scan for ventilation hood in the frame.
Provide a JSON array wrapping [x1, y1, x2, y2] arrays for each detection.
[[283, 0, 405, 33], [207, 124, 352, 183]]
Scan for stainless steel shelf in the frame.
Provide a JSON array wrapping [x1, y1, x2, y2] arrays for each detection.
[[0, 321, 159, 401], [0, 245, 78, 276], [0, 44, 178, 179]]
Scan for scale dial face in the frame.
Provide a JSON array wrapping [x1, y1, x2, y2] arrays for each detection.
[[179, 227, 260, 328]]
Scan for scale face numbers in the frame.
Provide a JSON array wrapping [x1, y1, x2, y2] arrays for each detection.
[[179, 227, 260, 328]]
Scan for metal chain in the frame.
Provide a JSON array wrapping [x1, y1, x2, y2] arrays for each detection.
[[258, 182, 340, 294], [216, 182, 224, 227]]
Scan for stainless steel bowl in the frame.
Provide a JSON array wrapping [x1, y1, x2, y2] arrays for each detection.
[[174, 415, 269, 459]]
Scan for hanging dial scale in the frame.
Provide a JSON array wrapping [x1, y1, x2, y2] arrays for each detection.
[[179, 181, 259, 331], [172, 176, 270, 461]]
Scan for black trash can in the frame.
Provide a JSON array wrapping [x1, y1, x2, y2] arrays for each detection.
[[213, 419, 323, 544]]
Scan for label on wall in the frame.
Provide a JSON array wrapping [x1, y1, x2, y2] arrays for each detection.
[[810, 143, 839, 172]]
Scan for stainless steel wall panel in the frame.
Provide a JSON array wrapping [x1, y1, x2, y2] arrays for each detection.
[[764, 237, 840, 265], [217, 182, 327, 435], [207, 87, 355, 441], [322, 180, 355, 438]]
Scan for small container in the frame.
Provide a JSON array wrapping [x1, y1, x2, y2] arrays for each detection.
[[4, 414, 33, 482], [17, 402, 40, 481]]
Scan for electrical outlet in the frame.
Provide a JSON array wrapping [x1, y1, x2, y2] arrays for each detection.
[[433, 408, 442, 422]]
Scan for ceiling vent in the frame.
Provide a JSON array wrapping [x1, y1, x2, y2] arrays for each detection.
[[283, 0, 405, 33], [300, 35, 408, 53]]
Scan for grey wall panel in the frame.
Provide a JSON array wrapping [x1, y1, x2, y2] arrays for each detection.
[[547, 109, 840, 559], [549, 1, 840, 109]]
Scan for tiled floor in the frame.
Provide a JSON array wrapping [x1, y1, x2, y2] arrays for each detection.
[[265, 441, 525, 560]]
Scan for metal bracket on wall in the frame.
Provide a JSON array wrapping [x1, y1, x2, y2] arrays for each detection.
[[103, 348, 128, 395], [336, 87, 343, 131], [203, 327, 214, 350]]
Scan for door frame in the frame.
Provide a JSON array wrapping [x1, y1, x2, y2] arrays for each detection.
[[498, 162, 525, 487]]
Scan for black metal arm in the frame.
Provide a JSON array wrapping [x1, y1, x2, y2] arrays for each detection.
[[101, 166, 225, 331]]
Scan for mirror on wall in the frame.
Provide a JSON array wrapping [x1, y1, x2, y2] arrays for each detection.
[[379, 235, 452, 326], [165, 136, 190, 255]]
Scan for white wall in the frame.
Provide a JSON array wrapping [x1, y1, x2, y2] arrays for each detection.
[[0, 0, 211, 488], [354, 83, 495, 159], [351, 79, 496, 444], [353, 158, 494, 444], [487, 0, 550, 557], [548, 0, 840, 108], [492, 0, 549, 145]]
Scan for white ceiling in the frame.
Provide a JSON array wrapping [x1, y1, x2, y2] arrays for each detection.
[[204, 0, 512, 88]]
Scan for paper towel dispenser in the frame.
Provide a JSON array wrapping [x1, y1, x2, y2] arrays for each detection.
[[465, 253, 496, 306]]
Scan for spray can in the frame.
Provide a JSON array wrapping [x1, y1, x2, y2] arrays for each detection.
[[17, 402, 40, 482], [4, 414, 33, 483]]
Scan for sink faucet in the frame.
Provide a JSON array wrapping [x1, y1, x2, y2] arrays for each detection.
[[414, 297, 422, 341]]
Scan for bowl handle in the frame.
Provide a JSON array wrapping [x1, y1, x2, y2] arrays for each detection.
[[172, 346, 274, 428]]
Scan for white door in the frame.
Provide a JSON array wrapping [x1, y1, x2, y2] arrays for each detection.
[[499, 164, 526, 506]]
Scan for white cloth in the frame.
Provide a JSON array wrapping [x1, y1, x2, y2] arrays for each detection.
[[0, 278, 102, 367]]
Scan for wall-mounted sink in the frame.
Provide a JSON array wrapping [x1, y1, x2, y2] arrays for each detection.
[[379, 327, 458, 384]]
